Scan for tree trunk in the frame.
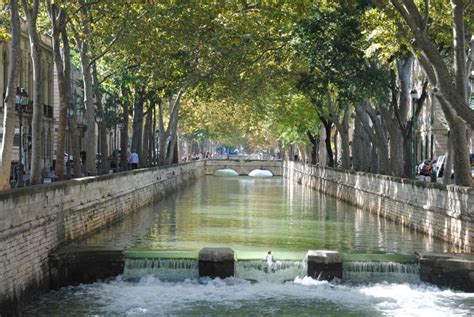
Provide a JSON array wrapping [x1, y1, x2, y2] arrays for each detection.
[[323, 121, 334, 167], [92, 63, 108, 174], [340, 132, 350, 170], [71, 24, 97, 176], [78, 49, 96, 175], [61, 27, 80, 178], [436, 94, 472, 186], [157, 97, 166, 166], [22, 0, 43, 185], [143, 106, 152, 167], [0, 0, 21, 190], [166, 98, 181, 165], [48, 1, 68, 180], [383, 107, 404, 177], [402, 134, 414, 178], [370, 145, 379, 174], [157, 89, 185, 166], [355, 104, 389, 174], [172, 139, 179, 164], [352, 113, 371, 172], [338, 101, 351, 170], [152, 100, 156, 165], [443, 132, 453, 184], [120, 85, 130, 171], [131, 85, 145, 166], [450, 121, 471, 186], [306, 131, 318, 165], [394, 57, 413, 178]]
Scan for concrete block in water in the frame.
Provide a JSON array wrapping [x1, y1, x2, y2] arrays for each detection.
[[419, 252, 474, 292], [198, 248, 234, 278], [307, 250, 342, 281]]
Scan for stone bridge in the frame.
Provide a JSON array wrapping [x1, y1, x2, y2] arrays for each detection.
[[204, 159, 283, 176]]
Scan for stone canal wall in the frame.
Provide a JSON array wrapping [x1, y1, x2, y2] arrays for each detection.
[[284, 161, 474, 252], [0, 161, 204, 314]]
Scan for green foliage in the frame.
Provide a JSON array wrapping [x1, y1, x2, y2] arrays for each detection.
[[362, 0, 474, 65], [295, 3, 389, 106]]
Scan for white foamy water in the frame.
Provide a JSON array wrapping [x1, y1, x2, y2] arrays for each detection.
[[23, 276, 474, 316]]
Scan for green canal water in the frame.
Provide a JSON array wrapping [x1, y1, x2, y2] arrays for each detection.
[[23, 176, 474, 316]]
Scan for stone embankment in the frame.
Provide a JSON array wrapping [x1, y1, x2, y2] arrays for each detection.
[[284, 161, 474, 252], [0, 161, 204, 314], [2, 159, 473, 313]]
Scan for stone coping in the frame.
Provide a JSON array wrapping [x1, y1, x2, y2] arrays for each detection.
[[61, 247, 421, 264], [198, 247, 234, 262], [289, 162, 473, 193], [0, 161, 201, 200]]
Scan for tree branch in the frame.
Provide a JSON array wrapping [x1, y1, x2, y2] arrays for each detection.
[[88, 29, 122, 67], [98, 64, 139, 86], [422, 0, 429, 32], [451, 0, 467, 102]]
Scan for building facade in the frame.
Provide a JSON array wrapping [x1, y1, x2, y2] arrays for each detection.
[[0, 23, 55, 178], [416, 65, 474, 163]]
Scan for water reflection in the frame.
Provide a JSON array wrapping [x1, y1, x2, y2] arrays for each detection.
[[74, 176, 453, 254]]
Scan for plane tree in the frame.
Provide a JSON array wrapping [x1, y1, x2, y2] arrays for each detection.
[[369, 0, 473, 185]]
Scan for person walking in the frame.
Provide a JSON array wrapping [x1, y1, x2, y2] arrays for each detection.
[[129, 150, 139, 170]]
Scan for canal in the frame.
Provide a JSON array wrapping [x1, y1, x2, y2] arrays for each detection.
[[23, 176, 474, 316]]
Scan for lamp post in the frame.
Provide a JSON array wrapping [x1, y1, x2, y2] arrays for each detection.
[[66, 103, 75, 179], [410, 89, 418, 178], [76, 107, 87, 176], [95, 111, 104, 174], [469, 71, 474, 110], [15, 87, 28, 188], [117, 122, 124, 171]]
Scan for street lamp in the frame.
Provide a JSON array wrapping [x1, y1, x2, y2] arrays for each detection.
[[117, 121, 124, 172], [76, 106, 87, 176], [95, 111, 104, 173], [469, 71, 474, 110], [66, 103, 76, 178], [15, 87, 28, 188], [410, 89, 418, 178]]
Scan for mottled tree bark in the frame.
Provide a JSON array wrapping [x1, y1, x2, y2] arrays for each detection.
[[92, 63, 108, 174], [61, 27, 80, 178], [79, 51, 96, 175], [355, 102, 389, 174], [352, 113, 371, 172], [143, 105, 152, 167], [158, 89, 185, 166], [0, 0, 21, 190], [306, 131, 319, 165], [131, 85, 145, 166], [47, 1, 69, 180], [321, 118, 334, 168], [22, 0, 43, 184], [120, 85, 130, 171]]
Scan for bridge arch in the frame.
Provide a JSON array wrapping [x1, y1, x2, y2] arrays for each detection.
[[214, 168, 239, 176], [204, 159, 283, 176], [248, 169, 273, 177]]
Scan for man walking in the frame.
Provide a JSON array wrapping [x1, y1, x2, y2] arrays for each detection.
[[129, 150, 139, 170]]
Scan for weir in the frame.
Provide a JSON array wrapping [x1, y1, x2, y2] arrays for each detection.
[[121, 250, 419, 283], [46, 245, 450, 288]]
